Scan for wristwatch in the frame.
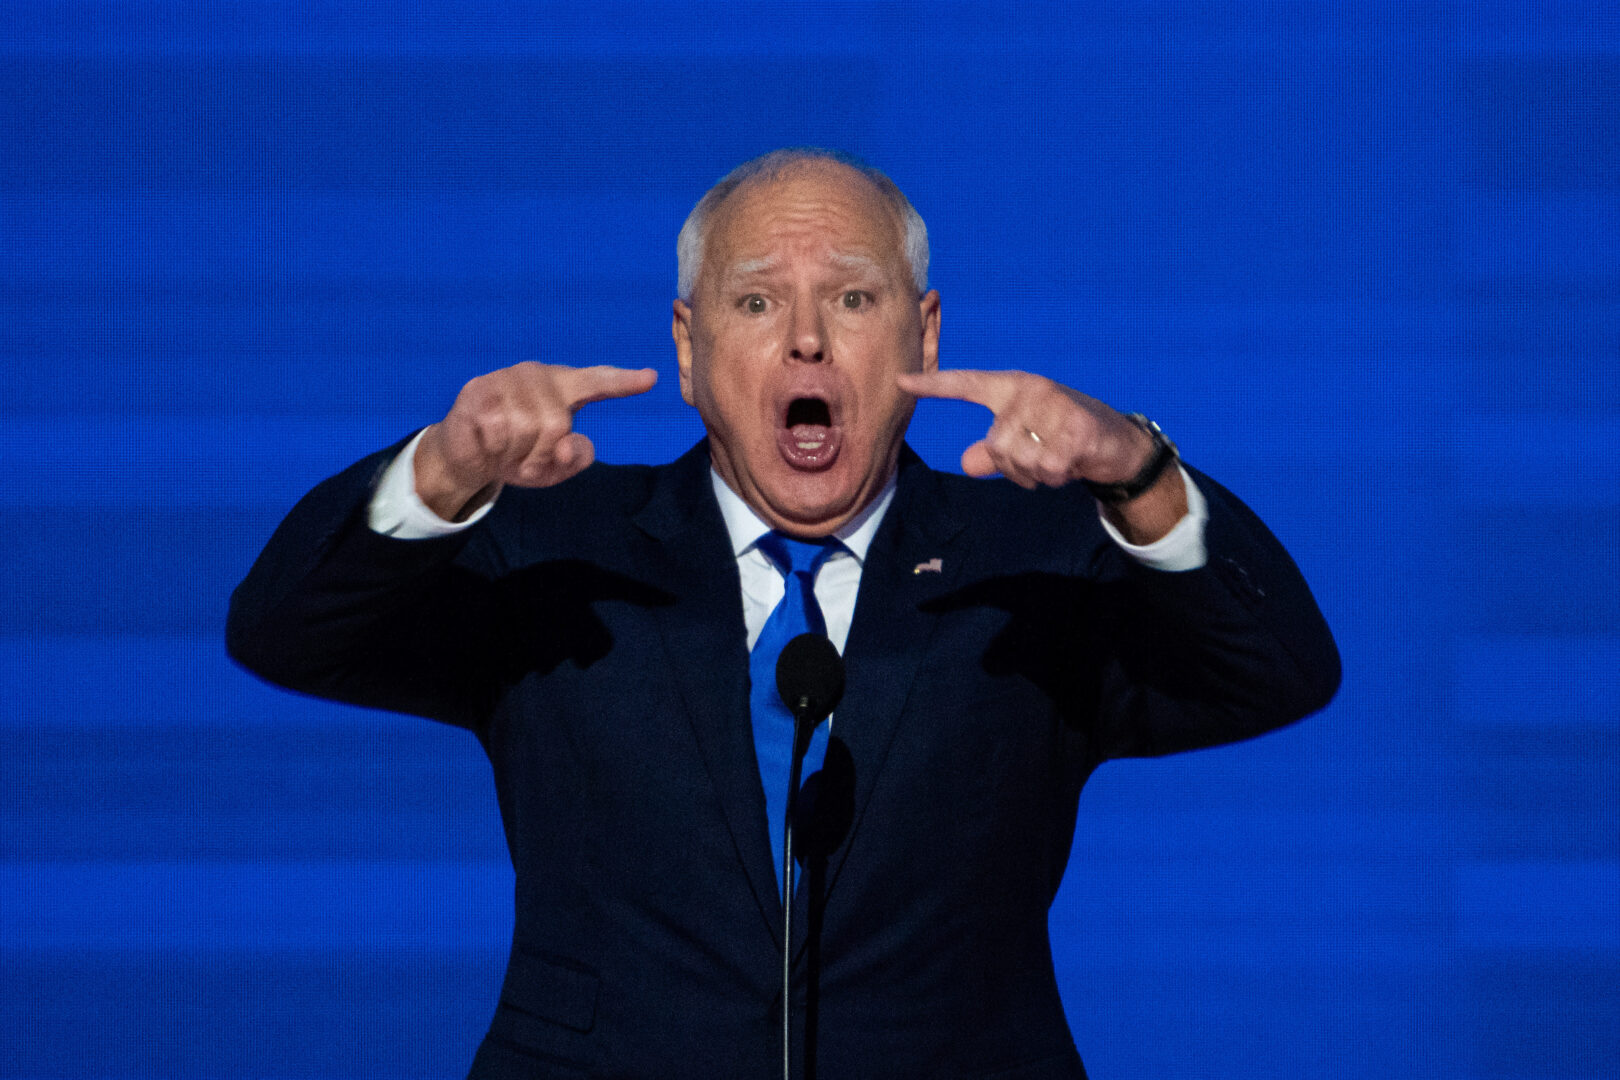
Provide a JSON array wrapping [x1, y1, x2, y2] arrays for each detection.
[[1082, 413, 1178, 504]]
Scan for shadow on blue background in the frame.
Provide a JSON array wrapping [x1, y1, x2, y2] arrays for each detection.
[[2, 2, 1616, 1077]]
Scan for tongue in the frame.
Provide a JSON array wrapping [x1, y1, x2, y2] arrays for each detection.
[[789, 423, 830, 448], [777, 423, 839, 469]]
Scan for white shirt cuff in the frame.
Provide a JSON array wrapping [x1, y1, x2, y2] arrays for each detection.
[[367, 429, 497, 538], [1097, 464, 1208, 571]]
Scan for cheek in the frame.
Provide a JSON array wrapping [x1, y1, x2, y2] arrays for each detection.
[[851, 341, 917, 415], [696, 351, 770, 431], [715, 311, 781, 349], [846, 382, 911, 450], [711, 354, 761, 404]]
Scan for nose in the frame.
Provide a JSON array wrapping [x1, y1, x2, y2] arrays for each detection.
[[787, 294, 826, 363]]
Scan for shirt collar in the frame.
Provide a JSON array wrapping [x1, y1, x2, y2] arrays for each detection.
[[710, 468, 896, 565]]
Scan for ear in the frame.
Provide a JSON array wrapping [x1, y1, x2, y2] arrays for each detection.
[[672, 299, 697, 406], [917, 290, 940, 374]]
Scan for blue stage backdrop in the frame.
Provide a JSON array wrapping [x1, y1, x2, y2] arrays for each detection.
[[3, 3, 1616, 1077]]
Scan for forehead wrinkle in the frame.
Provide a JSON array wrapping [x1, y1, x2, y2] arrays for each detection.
[[701, 169, 911, 298]]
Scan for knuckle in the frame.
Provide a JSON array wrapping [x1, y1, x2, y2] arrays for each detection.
[[1005, 371, 1039, 398], [455, 378, 495, 417], [476, 409, 511, 452], [536, 409, 571, 444], [514, 361, 557, 398]]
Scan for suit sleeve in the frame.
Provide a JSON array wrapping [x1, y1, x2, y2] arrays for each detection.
[[226, 439, 517, 734], [1085, 465, 1341, 760]]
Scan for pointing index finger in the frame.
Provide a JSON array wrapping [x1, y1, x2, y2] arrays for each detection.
[[897, 369, 1013, 412], [562, 366, 659, 410]]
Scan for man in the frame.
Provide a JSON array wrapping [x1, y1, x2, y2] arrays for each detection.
[[228, 149, 1339, 1079]]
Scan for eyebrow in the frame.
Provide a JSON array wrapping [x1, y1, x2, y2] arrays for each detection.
[[719, 251, 888, 285], [830, 252, 884, 277], [723, 256, 780, 279]]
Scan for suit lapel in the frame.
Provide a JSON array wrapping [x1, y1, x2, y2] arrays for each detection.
[[632, 444, 785, 947], [791, 449, 966, 955]]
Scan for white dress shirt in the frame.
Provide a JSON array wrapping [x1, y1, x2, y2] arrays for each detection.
[[708, 469, 892, 654], [367, 430, 1212, 647]]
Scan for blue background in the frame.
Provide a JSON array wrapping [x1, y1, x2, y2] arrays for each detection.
[[3, 2, 1617, 1077]]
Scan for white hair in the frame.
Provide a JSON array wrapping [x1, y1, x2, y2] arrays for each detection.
[[676, 148, 929, 302]]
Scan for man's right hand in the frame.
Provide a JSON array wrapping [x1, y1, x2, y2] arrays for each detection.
[[414, 361, 658, 522]]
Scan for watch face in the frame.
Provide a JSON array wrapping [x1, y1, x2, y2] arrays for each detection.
[[1138, 416, 1178, 459]]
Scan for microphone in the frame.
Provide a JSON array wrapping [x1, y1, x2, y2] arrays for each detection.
[[776, 632, 844, 734], [774, 632, 844, 1080]]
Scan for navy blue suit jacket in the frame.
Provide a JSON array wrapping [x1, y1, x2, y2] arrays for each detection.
[[228, 439, 1339, 1080]]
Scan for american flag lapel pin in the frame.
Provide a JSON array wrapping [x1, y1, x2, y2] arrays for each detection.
[[912, 557, 943, 575]]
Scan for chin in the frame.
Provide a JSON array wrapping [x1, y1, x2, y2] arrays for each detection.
[[761, 465, 870, 534]]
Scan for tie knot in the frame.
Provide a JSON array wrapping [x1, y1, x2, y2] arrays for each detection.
[[755, 531, 842, 579]]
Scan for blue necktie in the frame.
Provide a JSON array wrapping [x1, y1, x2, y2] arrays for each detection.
[[750, 532, 841, 900]]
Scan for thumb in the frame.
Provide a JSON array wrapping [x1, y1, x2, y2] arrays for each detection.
[[554, 432, 596, 474], [960, 441, 997, 478]]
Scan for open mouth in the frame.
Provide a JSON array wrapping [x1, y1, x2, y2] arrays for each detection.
[[777, 396, 840, 470], [786, 397, 831, 430]]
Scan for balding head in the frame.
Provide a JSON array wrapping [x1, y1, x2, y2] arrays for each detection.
[[676, 148, 929, 303]]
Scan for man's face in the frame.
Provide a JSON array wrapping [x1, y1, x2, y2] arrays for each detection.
[[673, 163, 940, 537]]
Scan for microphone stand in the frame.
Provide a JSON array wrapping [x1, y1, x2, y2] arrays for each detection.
[[773, 632, 842, 1080], [781, 701, 810, 1080]]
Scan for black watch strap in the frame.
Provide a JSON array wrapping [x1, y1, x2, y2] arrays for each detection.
[[1082, 414, 1179, 504]]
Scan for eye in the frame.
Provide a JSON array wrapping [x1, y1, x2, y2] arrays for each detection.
[[741, 294, 767, 314], [842, 290, 869, 310]]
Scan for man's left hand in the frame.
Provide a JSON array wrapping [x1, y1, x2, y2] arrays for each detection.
[[897, 368, 1188, 544]]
